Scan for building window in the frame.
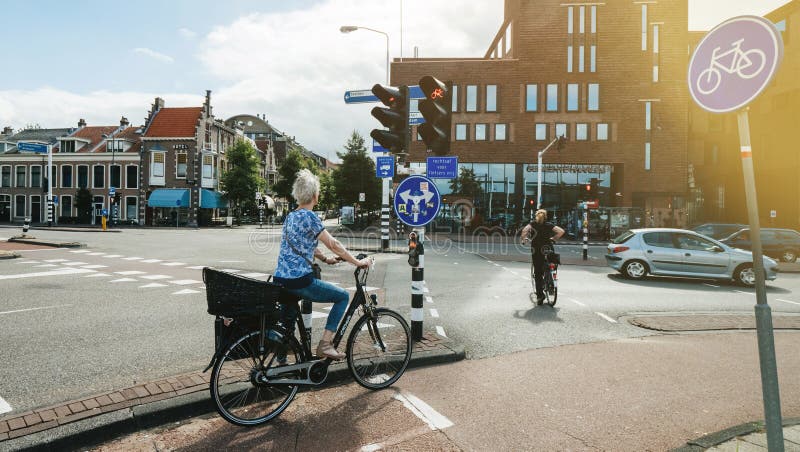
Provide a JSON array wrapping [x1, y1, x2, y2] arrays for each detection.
[[466, 85, 477, 112], [597, 123, 609, 141], [567, 84, 579, 111], [546, 84, 558, 111], [451, 85, 459, 112], [126, 165, 138, 189], [31, 165, 41, 188], [108, 140, 123, 152], [486, 85, 497, 112], [591, 5, 597, 33], [61, 195, 72, 217], [591, 45, 597, 72], [535, 123, 548, 141], [475, 124, 487, 141], [1, 166, 10, 188], [125, 196, 138, 221], [579, 6, 585, 33], [645, 142, 651, 170], [110, 165, 121, 188], [641, 4, 648, 51], [77, 165, 89, 188], [576, 123, 588, 140], [588, 83, 599, 111], [15, 195, 25, 217], [579, 46, 585, 72], [93, 165, 105, 188], [152, 152, 165, 177], [455, 124, 468, 141], [61, 141, 76, 153], [177, 153, 187, 178], [526, 84, 538, 111], [15, 166, 26, 188], [568, 6, 573, 34], [653, 24, 660, 82], [567, 46, 573, 73], [556, 123, 568, 139], [495, 124, 507, 141], [645, 101, 652, 130], [61, 165, 72, 188], [202, 155, 213, 179]]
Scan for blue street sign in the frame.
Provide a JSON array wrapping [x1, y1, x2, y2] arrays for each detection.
[[409, 112, 425, 125], [109, 187, 116, 196], [17, 142, 48, 153], [101, 208, 108, 216], [393, 175, 441, 227], [344, 85, 425, 104], [53, 195, 59, 205], [176, 199, 181, 207], [426, 156, 458, 179], [376, 156, 394, 178], [372, 139, 389, 153]]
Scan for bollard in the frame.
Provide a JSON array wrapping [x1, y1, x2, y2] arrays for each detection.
[[582, 211, 589, 261], [22, 217, 31, 236], [301, 299, 313, 352], [409, 231, 424, 341]]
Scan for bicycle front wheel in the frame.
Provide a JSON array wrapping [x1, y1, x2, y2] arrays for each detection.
[[347, 308, 412, 390], [210, 331, 303, 426]]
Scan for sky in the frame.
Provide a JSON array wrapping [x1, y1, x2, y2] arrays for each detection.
[[0, 0, 792, 162]]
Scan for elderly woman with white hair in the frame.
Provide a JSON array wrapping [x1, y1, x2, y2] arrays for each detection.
[[272, 169, 371, 360]]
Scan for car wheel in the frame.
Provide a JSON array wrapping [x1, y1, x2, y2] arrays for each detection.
[[622, 260, 648, 280], [780, 250, 797, 263], [734, 264, 756, 287]]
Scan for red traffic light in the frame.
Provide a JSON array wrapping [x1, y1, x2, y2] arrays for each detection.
[[585, 184, 591, 191], [529, 199, 534, 205]]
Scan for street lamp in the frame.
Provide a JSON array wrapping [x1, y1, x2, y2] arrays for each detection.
[[536, 135, 566, 209], [339, 25, 389, 85]]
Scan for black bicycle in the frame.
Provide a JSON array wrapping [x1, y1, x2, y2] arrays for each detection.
[[203, 255, 412, 426], [530, 241, 559, 306]]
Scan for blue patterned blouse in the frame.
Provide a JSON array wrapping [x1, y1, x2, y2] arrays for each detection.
[[273, 209, 325, 288]]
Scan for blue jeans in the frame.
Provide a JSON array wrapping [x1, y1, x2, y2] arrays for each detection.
[[286, 279, 350, 332]]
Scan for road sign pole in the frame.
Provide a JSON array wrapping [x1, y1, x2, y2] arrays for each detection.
[[738, 109, 784, 449], [382, 174, 390, 251], [47, 144, 53, 227]]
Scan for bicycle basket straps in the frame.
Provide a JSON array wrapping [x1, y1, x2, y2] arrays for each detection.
[[203, 267, 281, 317]]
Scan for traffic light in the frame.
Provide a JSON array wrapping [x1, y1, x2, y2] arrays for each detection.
[[417, 76, 453, 155], [370, 84, 410, 154]]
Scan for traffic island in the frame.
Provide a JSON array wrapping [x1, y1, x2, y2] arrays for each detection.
[[0, 250, 19, 259], [7, 237, 85, 248]]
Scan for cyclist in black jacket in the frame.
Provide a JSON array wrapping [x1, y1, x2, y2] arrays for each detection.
[[521, 209, 565, 303]]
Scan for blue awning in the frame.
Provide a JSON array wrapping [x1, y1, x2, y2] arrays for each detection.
[[147, 189, 189, 207], [201, 189, 228, 209]]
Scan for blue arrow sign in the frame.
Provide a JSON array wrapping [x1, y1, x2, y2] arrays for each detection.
[[393, 175, 441, 227], [376, 156, 394, 178], [426, 156, 458, 179], [17, 142, 48, 153], [344, 85, 425, 104]]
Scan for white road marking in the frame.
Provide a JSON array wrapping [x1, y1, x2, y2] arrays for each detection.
[[87, 252, 106, 256], [426, 296, 433, 303], [44, 259, 68, 263], [102, 254, 123, 258], [0, 304, 72, 316], [141, 275, 172, 280], [219, 268, 243, 273], [435, 326, 447, 338], [220, 260, 245, 263], [345, 286, 381, 292], [81, 264, 108, 269], [423, 287, 429, 293], [109, 278, 137, 283], [776, 298, 800, 306], [70, 250, 90, 253], [568, 298, 587, 307], [239, 272, 268, 278], [33, 264, 58, 268], [15, 260, 40, 264], [0, 268, 93, 280], [185, 265, 205, 270], [453, 262, 459, 265], [60, 261, 89, 266], [161, 262, 185, 266], [172, 289, 201, 295], [430, 308, 439, 318], [595, 312, 618, 323], [115, 270, 146, 275], [0, 396, 11, 414], [734, 290, 752, 295], [122, 257, 143, 261], [83, 273, 111, 278], [170, 279, 203, 285], [703, 283, 720, 288], [140, 283, 168, 288], [140, 259, 162, 263], [393, 391, 454, 430]]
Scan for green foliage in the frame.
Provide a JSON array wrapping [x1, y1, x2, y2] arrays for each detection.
[[449, 167, 484, 200], [75, 187, 93, 223], [273, 149, 315, 204], [332, 131, 381, 210], [318, 171, 336, 211], [220, 139, 261, 222]]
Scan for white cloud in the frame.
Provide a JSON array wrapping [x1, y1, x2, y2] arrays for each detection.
[[132, 47, 175, 63], [178, 27, 197, 39]]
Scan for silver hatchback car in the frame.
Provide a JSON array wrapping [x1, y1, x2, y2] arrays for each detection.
[[605, 228, 778, 286]]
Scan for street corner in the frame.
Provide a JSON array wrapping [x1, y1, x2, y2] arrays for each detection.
[[6, 237, 86, 248], [409, 331, 466, 367], [670, 417, 800, 451], [0, 249, 20, 259], [625, 313, 800, 332]]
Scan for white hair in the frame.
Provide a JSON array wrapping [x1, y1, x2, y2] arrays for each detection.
[[292, 169, 320, 204]]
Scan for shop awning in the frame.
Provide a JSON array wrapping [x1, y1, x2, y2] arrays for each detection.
[[201, 189, 228, 208], [147, 189, 189, 208]]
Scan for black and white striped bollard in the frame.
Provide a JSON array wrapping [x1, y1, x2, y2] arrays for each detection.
[[409, 231, 424, 341], [301, 299, 313, 352], [582, 208, 589, 261], [23, 217, 31, 236]]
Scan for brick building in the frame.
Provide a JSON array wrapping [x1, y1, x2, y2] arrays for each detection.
[[391, 0, 689, 236]]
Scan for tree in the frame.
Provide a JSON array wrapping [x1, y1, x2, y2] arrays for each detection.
[[273, 149, 314, 206], [318, 171, 336, 211], [332, 131, 381, 211], [220, 139, 261, 224], [75, 187, 93, 224], [449, 167, 484, 201]]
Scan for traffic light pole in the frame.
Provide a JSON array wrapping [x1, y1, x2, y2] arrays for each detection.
[[381, 177, 390, 251], [536, 136, 562, 209]]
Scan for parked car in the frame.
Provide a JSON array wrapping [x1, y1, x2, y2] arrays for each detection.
[[720, 228, 800, 263], [605, 228, 778, 286], [691, 223, 747, 240]]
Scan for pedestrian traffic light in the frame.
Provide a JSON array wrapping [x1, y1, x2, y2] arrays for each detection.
[[417, 76, 453, 155], [370, 84, 410, 155]]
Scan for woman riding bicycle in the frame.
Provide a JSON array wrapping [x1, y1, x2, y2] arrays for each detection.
[[520, 209, 565, 304], [272, 169, 371, 360]]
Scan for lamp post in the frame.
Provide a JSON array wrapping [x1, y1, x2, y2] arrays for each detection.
[[536, 135, 566, 209], [341, 24, 391, 251]]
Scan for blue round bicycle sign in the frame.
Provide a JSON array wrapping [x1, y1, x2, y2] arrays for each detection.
[[393, 175, 441, 227]]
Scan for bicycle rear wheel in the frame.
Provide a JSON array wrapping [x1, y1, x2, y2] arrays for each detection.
[[347, 308, 412, 390], [210, 331, 303, 426]]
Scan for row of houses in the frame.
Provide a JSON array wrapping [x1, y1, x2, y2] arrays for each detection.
[[0, 91, 328, 226]]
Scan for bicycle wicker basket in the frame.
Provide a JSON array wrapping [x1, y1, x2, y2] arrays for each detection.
[[203, 267, 282, 317]]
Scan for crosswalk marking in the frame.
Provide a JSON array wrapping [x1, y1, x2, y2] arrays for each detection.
[[186, 266, 205, 270], [0, 268, 94, 280], [87, 252, 106, 256], [161, 262, 185, 266], [15, 260, 40, 264], [114, 271, 146, 275], [140, 259, 162, 263], [84, 273, 111, 278], [70, 250, 90, 254], [81, 265, 108, 269], [61, 261, 88, 266], [123, 257, 143, 261], [44, 259, 68, 263], [140, 275, 172, 280], [170, 279, 203, 285], [102, 254, 124, 258], [0, 396, 12, 415], [109, 278, 137, 283], [140, 283, 168, 288], [33, 264, 58, 268], [173, 289, 201, 295]]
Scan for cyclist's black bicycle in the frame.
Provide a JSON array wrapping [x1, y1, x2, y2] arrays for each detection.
[[530, 241, 559, 306], [203, 255, 412, 426]]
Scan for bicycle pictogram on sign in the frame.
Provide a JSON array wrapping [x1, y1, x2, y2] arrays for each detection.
[[696, 38, 766, 95]]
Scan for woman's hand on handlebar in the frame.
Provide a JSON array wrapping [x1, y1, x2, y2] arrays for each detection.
[[356, 257, 373, 268]]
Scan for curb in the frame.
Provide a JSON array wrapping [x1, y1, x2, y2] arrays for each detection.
[[0, 250, 19, 259], [6, 237, 86, 248], [670, 417, 800, 451], [0, 334, 464, 451]]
